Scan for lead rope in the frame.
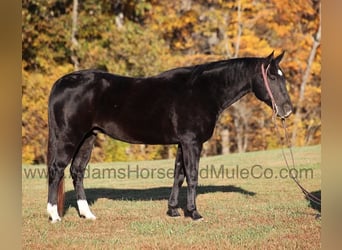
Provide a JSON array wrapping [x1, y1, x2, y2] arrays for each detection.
[[261, 63, 321, 207]]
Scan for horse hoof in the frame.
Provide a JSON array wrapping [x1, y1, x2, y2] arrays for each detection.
[[81, 213, 96, 220], [167, 208, 181, 217], [50, 217, 62, 223], [185, 209, 203, 221]]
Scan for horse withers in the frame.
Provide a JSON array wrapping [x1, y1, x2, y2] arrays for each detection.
[[47, 51, 292, 222]]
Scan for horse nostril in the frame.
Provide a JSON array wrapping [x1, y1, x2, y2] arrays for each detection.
[[283, 103, 292, 117]]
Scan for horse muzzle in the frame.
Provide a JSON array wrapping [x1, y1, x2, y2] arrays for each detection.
[[275, 103, 293, 119]]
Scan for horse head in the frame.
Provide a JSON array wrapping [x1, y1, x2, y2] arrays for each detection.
[[252, 51, 293, 119]]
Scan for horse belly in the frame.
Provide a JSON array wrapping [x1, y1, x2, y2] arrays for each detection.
[[100, 120, 177, 144], [97, 106, 178, 145]]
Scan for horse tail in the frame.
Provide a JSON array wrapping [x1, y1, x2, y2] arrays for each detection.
[[57, 176, 65, 216]]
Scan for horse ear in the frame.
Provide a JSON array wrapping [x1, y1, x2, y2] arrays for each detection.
[[265, 51, 274, 66], [274, 51, 285, 65]]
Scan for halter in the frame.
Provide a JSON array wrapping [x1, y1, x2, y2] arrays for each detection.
[[261, 63, 321, 211], [261, 63, 277, 116]]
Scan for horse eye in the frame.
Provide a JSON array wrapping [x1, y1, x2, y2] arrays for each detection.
[[269, 75, 276, 80]]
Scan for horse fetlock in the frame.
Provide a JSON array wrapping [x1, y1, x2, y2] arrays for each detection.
[[47, 203, 62, 223], [77, 200, 96, 220]]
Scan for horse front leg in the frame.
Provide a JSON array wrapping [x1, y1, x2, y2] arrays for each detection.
[[167, 144, 185, 217], [181, 140, 203, 220]]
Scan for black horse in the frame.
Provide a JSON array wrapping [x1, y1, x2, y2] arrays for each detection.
[[47, 51, 292, 222]]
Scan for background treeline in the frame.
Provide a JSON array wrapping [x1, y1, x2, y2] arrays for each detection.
[[22, 0, 321, 164]]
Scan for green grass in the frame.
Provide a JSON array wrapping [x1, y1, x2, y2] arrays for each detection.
[[22, 145, 321, 249]]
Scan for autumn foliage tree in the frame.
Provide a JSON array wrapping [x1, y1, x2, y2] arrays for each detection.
[[22, 0, 321, 164]]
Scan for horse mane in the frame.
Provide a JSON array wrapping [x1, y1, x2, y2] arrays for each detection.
[[187, 57, 261, 86]]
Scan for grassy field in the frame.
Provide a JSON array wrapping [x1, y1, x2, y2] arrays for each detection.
[[22, 145, 321, 249]]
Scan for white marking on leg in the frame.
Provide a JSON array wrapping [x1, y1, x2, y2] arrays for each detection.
[[77, 200, 96, 220], [47, 203, 61, 223]]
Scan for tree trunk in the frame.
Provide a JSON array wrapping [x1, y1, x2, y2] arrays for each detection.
[[232, 100, 250, 153], [71, 0, 79, 71], [234, 0, 242, 58], [221, 128, 230, 155], [181, 0, 192, 12]]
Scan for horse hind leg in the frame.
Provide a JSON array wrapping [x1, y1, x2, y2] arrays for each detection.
[[70, 133, 96, 220], [47, 139, 75, 223]]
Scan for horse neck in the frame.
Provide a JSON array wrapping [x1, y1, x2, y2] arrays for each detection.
[[212, 60, 258, 113]]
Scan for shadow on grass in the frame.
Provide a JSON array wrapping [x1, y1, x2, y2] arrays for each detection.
[[306, 190, 321, 214], [64, 185, 256, 215]]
